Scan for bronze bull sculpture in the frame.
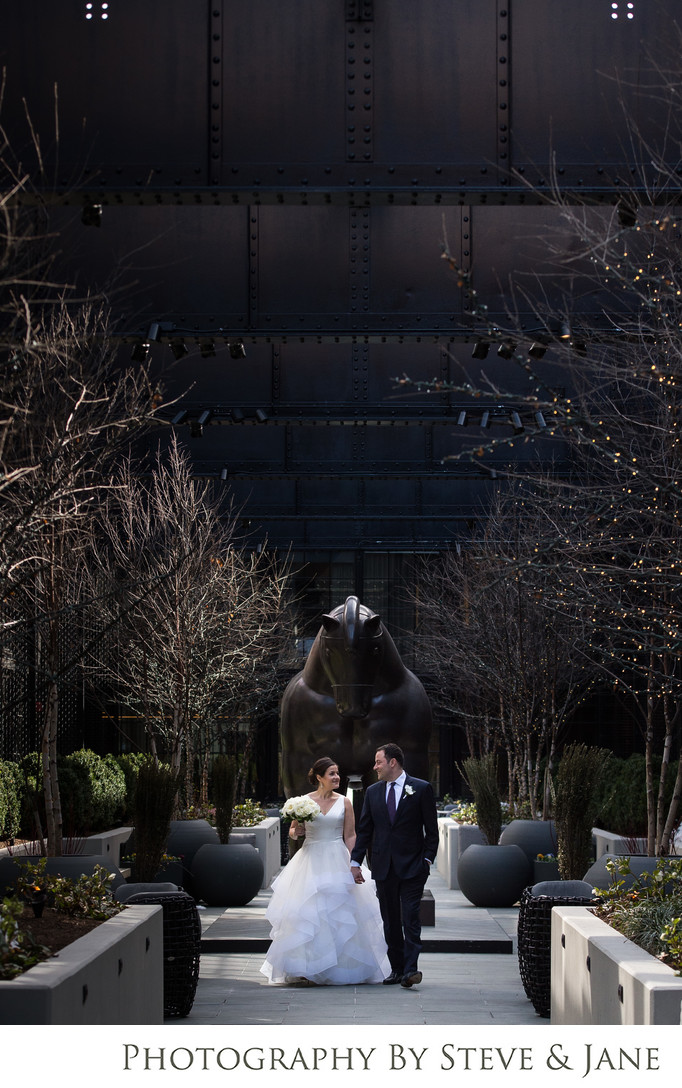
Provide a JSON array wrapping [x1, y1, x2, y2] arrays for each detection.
[[280, 595, 432, 797]]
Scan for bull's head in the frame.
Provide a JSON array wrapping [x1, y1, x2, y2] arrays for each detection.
[[319, 595, 383, 717]]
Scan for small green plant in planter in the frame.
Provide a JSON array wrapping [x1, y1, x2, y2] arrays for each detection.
[[232, 798, 267, 828], [592, 856, 682, 974], [16, 858, 123, 920], [0, 897, 52, 979]]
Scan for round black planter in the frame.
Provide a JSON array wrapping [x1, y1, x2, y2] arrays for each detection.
[[457, 843, 530, 908], [499, 819, 557, 868], [165, 819, 220, 895], [190, 843, 264, 907], [582, 855, 664, 892]]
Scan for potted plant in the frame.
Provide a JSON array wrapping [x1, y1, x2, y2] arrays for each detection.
[[129, 759, 180, 882], [189, 756, 264, 906], [553, 742, 612, 880], [456, 754, 530, 907]]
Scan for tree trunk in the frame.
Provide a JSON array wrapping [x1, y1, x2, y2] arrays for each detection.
[[41, 678, 62, 856]]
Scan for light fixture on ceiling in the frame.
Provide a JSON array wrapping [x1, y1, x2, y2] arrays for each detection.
[[559, 321, 571, 340], [130, 341, 149, 362], [255, 408, 269, 422], [471, 340, 490, 360], [510, 410, 524, 435], [497, 340, 515, 359], [81, 202, 102, 227], [617, 198, 637, 228], [229, 339, 246, 359], [190, 418, 203, 438], [199, 339, 216, 358], [170, 338, 188, 360], [534, 411, 547, 429], [220, 466, 228, 482], [528, 340, 548, 359], [457, 410, 467, 426], [231, 408, 245, 422], [171, 410, 188, 425], [198, 410, 212, 427], [480, 410, 491, 428]]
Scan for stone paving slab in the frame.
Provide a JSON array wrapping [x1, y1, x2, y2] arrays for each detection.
[[199, 868, 515, 954], [171, 868, 547, 1026]]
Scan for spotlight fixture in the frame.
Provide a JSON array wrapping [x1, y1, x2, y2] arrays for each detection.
[[457, 410, 467, 426], [220, 467, 228, 482], [497, 340, 515, 359], [534, 411, 547, 429], [510, 410, 524, 435], [617, 198, 638, 228], [559, 321, 571, 340], [255, 408, 269, 422], [147, 322, 161, 342], [130, 341, 149, 362], [528, 340, 548, 359], [171, 410, 188, 425], [471, 340, 490, 360], [480, 410, 491, 429], [229, 339, 246, 359], [190, 418, 203, 438], [170, 339, 188, 360], [197, 410, 212, 427], [199, 339, 216, 358], [81, 202, 102, 227], [231, 407, 245, 422]]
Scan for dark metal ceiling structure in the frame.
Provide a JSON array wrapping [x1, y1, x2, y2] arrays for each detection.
[[2, 0, 676, 551]]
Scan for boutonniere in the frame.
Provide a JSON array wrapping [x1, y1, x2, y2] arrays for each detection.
[[404, 784, 415, 796]]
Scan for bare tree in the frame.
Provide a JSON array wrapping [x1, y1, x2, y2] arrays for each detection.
[[89, 436, 292, 806], [413, 488, 596, 816], [1, 296, 165, 854], [399, 41, 682, 852]]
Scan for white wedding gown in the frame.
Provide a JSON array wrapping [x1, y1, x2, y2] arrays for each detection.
[[260, 795, 390, 985]]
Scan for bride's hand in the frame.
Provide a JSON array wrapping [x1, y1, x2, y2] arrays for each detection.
[[289, 820, 305, 840]]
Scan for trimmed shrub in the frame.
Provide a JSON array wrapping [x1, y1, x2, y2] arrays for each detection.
[[553, 743, 613, 880], [460, 754, 503, 846], [594, 753, 676, 839], [132, 759, 179, 881], [211, 755, 237, 844], [61, 749, 127, 833], [0, 760, 24, 841], [115, 752, 149, 822]]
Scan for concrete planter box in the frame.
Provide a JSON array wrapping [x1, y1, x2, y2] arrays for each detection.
[[0, 904, 163, 1024], [551, 905, 682, 1025], [230, 816, 280, 888], [592, 827, 646, 860], [436, 817, 486, 889]]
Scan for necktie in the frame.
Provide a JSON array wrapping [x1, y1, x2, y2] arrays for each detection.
[[387, 781, 397, 824]]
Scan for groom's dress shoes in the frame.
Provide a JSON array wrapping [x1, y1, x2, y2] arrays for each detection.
[[382, 969, 403, 985], [400, 970, 423, 988]]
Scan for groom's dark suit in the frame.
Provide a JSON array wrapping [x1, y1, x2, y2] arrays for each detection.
[[350, 773, 438, 980]]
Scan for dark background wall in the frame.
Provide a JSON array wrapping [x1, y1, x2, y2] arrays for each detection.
[[1, 1, 671, 790]]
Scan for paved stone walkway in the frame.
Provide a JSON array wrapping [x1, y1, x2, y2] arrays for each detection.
[[171, 869, 548, 1026]]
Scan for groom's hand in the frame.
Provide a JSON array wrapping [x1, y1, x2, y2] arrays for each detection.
[[351, 866, 365, 884]]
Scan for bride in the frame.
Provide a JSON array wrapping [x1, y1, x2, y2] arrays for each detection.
[[260, 756, 390, 985]]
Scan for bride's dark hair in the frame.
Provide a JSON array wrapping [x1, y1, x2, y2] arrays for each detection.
[[308, 756, 337, 786]]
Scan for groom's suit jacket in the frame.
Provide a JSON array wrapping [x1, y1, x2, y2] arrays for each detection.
[[351, 775, 438, 881]]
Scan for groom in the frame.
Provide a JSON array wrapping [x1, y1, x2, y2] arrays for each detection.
[[350, 742, 438, 988]]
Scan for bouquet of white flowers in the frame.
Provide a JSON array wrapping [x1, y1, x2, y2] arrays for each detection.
[[281, 795, 321, 823]]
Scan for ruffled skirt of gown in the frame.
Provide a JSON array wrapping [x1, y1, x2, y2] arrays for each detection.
[[260, 836, 390, 985]]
